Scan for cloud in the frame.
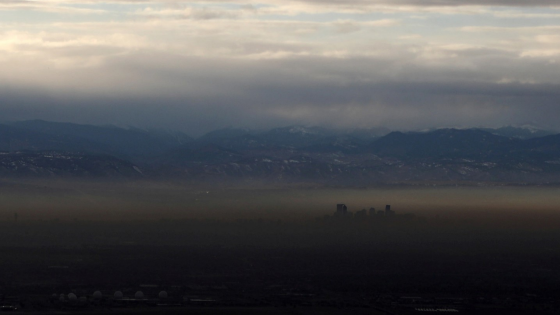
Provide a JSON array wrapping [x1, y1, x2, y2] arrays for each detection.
[[0, 1, 106, 14], [40, 0, 560, 6], [292, 0, 559, 6], [1, 43, 560, 134], [1, 1, 560, 134], [134, 6, 242, 20], [3, 1, 558, 17]]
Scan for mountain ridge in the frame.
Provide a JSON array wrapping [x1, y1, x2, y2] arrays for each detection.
[[2, 120, 560, 185]]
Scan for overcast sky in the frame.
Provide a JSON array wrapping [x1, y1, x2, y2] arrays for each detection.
[[1, 0, 560, 135]]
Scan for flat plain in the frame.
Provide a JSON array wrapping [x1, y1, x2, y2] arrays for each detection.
[[1, 179, 559, 314]]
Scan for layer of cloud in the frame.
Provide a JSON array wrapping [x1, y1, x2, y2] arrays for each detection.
[[28, 0, 560, 6], [1, 45, 560, 134], [1, 1, 560, 134], [3, 1, 560, 16]]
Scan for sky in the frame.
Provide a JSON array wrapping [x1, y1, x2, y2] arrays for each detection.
[[1, 0, 560, 135]]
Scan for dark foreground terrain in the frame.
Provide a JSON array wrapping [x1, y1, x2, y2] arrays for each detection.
[[0, 179, 558, 314], [1, 209, 559, 314]]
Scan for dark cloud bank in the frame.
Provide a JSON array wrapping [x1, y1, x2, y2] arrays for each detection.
[[2, 54, 560, 136]]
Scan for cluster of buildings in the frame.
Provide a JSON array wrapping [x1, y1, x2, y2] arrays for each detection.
[[44, 290, 216, 308], [334, 204, 396, 219], [51, 290, 169, 304]]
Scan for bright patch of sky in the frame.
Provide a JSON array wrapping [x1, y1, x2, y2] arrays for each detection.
[[2, 2, 558, 63]]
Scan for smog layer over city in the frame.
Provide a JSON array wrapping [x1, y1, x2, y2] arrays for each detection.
[[2, 1, 560, 314]]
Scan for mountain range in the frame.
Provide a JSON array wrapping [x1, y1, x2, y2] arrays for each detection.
[[1, 120, 560, 186]]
